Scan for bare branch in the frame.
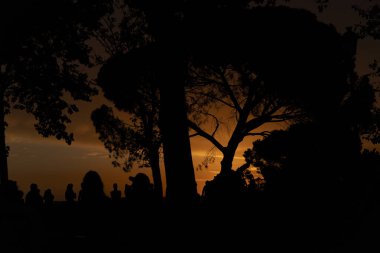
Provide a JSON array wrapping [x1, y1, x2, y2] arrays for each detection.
[[188, 110, 221, 136], [188, 67, 224, 86], [270, 110, 302, 121], [238, 76, 257, 122], [246, 131, 271, 137], [243, 116, 272, 135], [236, 162, 250, 174], [263, 102, 282, 117], [269, 119, 290, 122], [188, 120, 225, 152], [204, 112, 221, 137], [219, 68, 243, 114], [186, 90, 235, 109], [189, 132, 200, 138]]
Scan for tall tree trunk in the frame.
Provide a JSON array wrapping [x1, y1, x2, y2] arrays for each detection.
[[152, 7, 197, 206], [0, 91, 8, 185], [150, 148, 163, 203], [219, 98, 253, 175], [220, 137, 241, 175], [159, 61, 198, 207], [220, 150, 235, 176]]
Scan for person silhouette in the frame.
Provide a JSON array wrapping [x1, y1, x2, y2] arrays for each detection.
[[128, 173, 154, 208], [79, 170, 107, 205], [43, 188, 54, 206], [25, 183, 43, 209], [76, 171, 110, 241], [65, 183, 77, 203], [110, 183, 121, 202]]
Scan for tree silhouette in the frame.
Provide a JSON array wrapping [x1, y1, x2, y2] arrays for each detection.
[[70, 0, 164, 202], [94, 1, 200, 206], [92, 100, 163, 202], [247, 54, 379, 193], [243, 63, 380, 246], [93, 1, 356, 205], [0, 0, 112, 183], [354, 2, 380, 40], [186, 6, 349, 177], [353, 2, 380, 145]]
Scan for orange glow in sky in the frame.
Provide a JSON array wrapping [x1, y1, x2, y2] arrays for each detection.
[[7, 104, 261, 200], [6, 0, 380, 200]]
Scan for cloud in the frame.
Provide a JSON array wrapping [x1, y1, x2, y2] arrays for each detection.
[[85, 152, 108, 158]]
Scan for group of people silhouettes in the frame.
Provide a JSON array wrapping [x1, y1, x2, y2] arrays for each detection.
[[0, 170, 155, 209], [0, 170, 160, 253]]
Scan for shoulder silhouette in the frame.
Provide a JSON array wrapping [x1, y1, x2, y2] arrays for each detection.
[[65, 183, 77, 203], [110, 183, 122, 202], [25, 183, 43, 209], [43, 188, 54, 206], [128, 173, 154, 208]]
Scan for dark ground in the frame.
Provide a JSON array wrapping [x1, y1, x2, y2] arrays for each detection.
[[2, 198, 380, 253]]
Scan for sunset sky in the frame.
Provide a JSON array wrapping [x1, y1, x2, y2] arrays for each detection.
[[6, 0, 380, 200]]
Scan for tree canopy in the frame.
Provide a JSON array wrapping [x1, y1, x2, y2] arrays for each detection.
[[0, 0, 112, 183], [186, 6, 351, 179], [91, 2, 365, 205]]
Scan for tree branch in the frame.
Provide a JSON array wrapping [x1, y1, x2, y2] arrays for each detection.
[[236, 162, 250, 174], [188, 120, 225, 152], [189, 132, 200, 138], [243, 116, 272, 135], [219, 69, 243, 114], [206, 112, 221, 137], [188, 67, 224, 86], [270, 110, 302, 121], [246, 131, 271, 137], [187, 90, 235, 109]]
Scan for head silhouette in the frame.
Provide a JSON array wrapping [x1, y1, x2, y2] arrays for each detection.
[[80, 170, 105, 203], [25, 183, 43, 208], [65, 183, 77, 202], [130, 173, 151, 192], [43, 188, 54, 205], [30, 183, 39, 192], [128, 173, 154, 207], [110, 183, 122, 202]]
